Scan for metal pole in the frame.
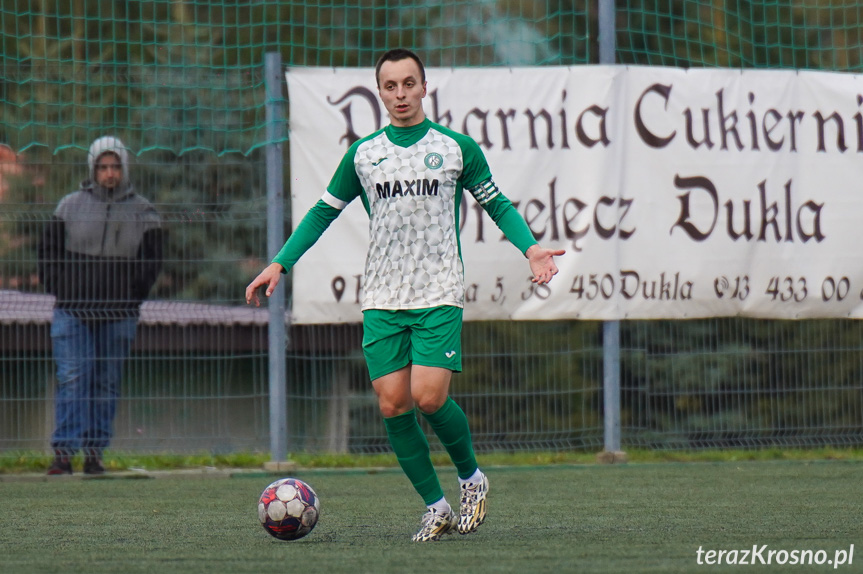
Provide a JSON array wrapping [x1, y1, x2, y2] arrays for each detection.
[[598, 0, 624, 460], [602, 321, 621, 453], [598, 0, 616, 66], [264, 52, 288, 464]]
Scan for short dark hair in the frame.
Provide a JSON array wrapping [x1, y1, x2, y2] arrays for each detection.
[[375, 48, 426, 87]]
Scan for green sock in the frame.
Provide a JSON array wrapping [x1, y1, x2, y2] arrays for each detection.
[[421, 397, 478, 480], [383, 409, 444, 506]]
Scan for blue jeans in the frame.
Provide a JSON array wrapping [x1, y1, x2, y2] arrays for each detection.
[[50, 309, 138, 455]]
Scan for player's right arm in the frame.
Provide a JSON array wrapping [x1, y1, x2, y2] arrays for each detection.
[[246, 143, 363, 306], [246, 194, 352, 306], [245, 199, 341, 306]]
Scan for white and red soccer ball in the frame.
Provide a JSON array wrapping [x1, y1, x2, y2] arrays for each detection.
[[257, 478, 320, 541]]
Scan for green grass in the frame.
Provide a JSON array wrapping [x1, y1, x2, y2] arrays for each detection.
[[2, 461, 862, 573], [5, 447, 863, 474]]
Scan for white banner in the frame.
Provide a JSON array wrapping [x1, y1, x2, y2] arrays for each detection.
[[286, 66, 863, 324]]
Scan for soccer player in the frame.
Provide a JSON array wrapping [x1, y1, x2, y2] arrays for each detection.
[[246, 48, 564, 542]]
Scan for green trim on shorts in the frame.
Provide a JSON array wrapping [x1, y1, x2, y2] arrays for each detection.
[[362, 305, 463, 381]]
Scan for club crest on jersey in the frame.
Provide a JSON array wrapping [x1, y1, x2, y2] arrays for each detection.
[[424, 152, 444, 170]]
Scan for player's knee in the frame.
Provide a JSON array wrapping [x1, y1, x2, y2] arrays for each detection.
[[376, 396, 413, 418], [414, 394, 446, 415]]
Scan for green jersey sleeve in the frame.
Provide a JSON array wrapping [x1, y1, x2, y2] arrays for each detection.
[[272, 200, 341, 272], [451, 131, 537, 255], [272, 141, 368, 272], [453, 132, 493, 189], [480, 191, 538, 255], [326, 139, 366, 206]]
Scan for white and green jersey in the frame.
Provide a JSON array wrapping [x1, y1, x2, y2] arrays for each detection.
[[274, 118, 536, 312]]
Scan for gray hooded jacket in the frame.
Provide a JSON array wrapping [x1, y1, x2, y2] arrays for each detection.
[[38, 136, 163, 319]]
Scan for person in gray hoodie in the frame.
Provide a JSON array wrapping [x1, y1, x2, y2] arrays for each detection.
[[38, 136, 163, 475]]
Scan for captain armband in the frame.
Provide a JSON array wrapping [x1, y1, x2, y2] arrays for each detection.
[[467, 177, 501, 206]]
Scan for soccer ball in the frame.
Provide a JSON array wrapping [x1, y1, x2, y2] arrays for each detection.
[[257, 477, 320, 541]]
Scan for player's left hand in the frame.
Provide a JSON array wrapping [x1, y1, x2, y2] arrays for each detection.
[[526, 245, 565, 285]]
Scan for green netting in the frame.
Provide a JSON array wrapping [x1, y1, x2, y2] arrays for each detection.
[[617, 0, 863, 70], [3, 1, 859, 156], [0, 1, 593, 156]]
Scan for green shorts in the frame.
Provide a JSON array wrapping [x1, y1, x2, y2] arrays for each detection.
[[362, 305, 463, 381]]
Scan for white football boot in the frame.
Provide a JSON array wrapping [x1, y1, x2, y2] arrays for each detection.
[[412, 508, 457, 542], [457, 473, 489, 534]]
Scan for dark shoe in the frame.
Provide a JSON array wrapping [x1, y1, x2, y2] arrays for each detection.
[[83, 457, 106, 475], [47, 454, 72, 476]]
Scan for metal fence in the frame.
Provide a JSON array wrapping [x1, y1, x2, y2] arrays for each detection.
[[5, 284, 863, 455]]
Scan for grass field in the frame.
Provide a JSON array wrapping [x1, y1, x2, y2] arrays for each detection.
[[2, 461, 862, 573]]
